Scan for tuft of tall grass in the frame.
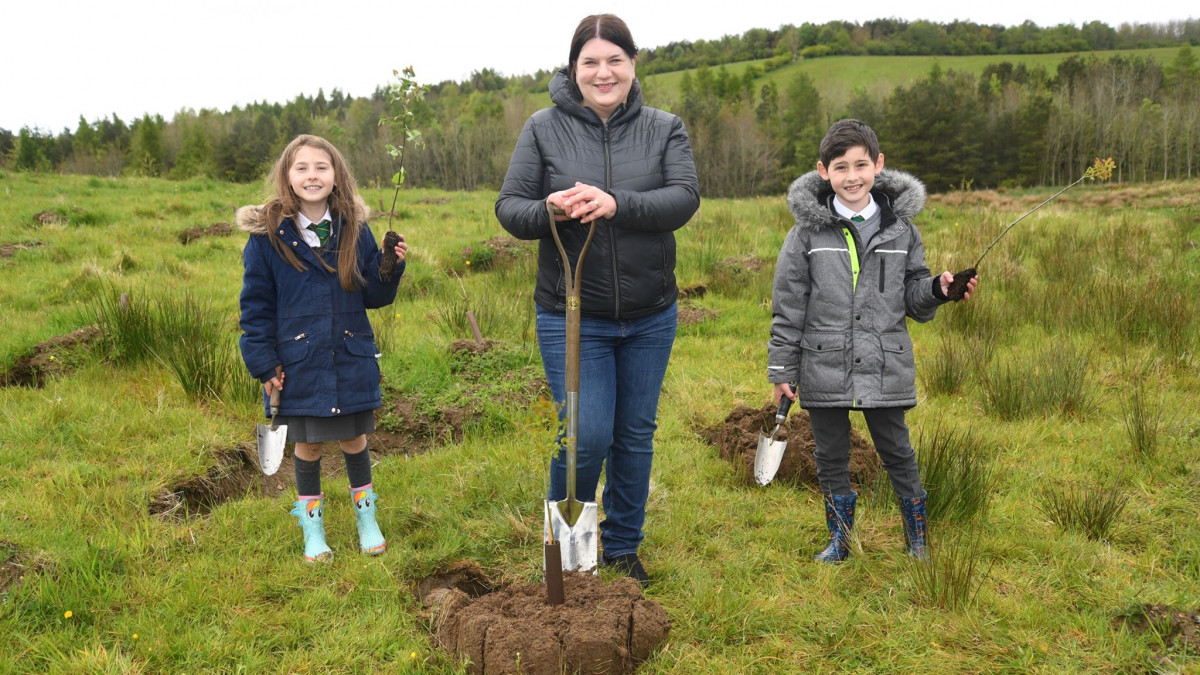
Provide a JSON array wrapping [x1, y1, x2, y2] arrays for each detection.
[[1035, 480, 1131, 541], [902, 527, 991, 611], [92, 284, 244, 402], [982, 344, 1096, 420], [922, 332, 993, 396], [917, 424, 998, 524], [1120, 379, 1165, 461]]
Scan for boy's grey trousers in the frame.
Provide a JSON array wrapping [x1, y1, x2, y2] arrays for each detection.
[[808, 407, 924, 498]]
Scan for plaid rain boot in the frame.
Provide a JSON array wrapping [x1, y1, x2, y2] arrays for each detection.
[[898, 491, 929, 561], [814, 492, 857, 563], [351, 486, 386, 555], [290, 496, 333, 562]]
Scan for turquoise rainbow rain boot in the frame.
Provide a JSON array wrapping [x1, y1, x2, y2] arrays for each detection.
[[290, 495, 333, 562], [351, 486, 386, 555]]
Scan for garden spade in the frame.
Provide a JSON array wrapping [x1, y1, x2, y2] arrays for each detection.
[[754, 389, 795, 486], [255, 367, 286, 476], [544, 204, 599, 573]]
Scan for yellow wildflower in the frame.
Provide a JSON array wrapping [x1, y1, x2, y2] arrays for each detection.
[[64, 610, 73, 618]]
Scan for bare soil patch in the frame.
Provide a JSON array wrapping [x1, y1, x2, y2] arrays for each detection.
[[1, 326, 102, 388], [1, 541, 49, 595], [460, 236, 535, 271], [421, 562, 670, 674], [1117, 604, 1200, 656], [178, 222, 233, 245], [700, 402, 880, 487], [1, 240, 45, 258], [32, 211, 64, 226], [677, 305, 715, 326]]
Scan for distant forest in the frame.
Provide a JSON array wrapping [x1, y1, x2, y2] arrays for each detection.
[[4, 18, 1199, 196]]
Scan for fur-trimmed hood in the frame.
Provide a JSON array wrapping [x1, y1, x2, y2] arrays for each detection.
[[786, 168, 926, 232], [236, 195, 370, 235]]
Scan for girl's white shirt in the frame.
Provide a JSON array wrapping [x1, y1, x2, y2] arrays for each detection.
[[295, 207, 333, 249]]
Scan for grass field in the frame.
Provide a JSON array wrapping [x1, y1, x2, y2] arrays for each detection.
[[1, 170, 1198, 673]]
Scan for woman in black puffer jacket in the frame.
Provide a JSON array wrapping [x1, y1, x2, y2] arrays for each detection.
[[495, 13, 699, 586]]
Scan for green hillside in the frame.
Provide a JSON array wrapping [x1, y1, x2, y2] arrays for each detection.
[[642, 46, 1183, 108]]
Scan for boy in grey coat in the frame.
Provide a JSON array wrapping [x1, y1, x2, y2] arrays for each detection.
[[767, 119, 977, 562]]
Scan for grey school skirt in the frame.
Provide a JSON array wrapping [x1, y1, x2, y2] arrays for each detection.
[[276, 409, 375, 443]]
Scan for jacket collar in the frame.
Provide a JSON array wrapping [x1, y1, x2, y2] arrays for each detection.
[[548, 66, 643, 126], [787, 169, 927, 234]]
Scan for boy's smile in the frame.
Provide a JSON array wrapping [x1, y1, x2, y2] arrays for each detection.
[[817, 145, 885, 213]]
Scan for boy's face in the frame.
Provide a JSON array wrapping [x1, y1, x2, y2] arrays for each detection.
[[817, 145, 885, 213]]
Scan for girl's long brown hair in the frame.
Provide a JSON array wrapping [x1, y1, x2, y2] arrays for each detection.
[[260, 135, 366, 291]]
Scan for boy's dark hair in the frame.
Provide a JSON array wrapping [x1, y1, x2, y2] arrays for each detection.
[[819, 119, 881, 167], [568, 14, 637, 82]]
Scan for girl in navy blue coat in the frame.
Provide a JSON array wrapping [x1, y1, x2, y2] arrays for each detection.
[[238, 134, 408, 562]]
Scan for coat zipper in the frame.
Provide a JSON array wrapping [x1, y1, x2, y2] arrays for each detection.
[[603, 121, 621, 319]]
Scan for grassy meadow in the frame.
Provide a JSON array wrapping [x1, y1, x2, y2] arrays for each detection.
[[1, 169, 1199, 673]]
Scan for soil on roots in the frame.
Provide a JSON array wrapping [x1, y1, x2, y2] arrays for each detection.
[[701, 402, 880, 488], [421, 562, 670, 675]]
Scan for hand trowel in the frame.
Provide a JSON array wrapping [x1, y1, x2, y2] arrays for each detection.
[[255, 368, 287, 476], [754, 388, 795, 486]]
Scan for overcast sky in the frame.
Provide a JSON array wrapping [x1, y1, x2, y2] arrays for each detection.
[[6, 0, 1194, 133]]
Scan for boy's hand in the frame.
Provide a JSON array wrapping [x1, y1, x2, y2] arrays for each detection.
[[773, 382, 796, 406], [940, 270, 977, 301]]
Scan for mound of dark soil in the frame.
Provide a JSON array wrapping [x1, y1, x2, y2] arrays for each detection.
[[1117, 604, 1200, 655], [178, 222, 233, 245], [422, 563, 670, 675], [1, 326, 102, 388], [1, 240, 44, 258], [701, 402, 879, 487], [0, 541, 49, 595]]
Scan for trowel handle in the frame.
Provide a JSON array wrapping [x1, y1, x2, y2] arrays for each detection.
[[268, 366, 283, 416], [775, 383, 796, 422]]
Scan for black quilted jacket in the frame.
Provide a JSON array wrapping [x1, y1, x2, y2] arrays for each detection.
[[495, 67, 700, 320]]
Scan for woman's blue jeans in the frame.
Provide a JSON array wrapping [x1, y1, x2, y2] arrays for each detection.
[[536, 303, 677, 559]]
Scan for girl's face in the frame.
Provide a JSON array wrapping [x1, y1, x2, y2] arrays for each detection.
[[574, 37, 634, 122], [288, 145, 335, 212]]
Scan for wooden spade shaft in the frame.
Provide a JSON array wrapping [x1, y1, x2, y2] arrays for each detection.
[[548, 204, 597, 526]]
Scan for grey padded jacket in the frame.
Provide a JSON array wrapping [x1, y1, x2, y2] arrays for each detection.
[[494, 68, 700, 320], [767, 169, 945, 409]]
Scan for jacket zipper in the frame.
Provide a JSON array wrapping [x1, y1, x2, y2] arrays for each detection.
[[603, 122, 620, 318]]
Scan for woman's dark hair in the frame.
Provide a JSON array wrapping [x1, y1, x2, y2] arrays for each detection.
[[567, 14, 637, 82]]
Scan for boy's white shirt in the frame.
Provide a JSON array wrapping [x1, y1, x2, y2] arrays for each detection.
[[831, 194, 877, 222], [296, 207, 333, 248]]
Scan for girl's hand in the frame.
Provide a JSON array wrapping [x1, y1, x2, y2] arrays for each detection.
[[392, 233, 408, 262], [264, 370, 284, 396], [556, 182, 617, 224], [773, 382, 796, 406]]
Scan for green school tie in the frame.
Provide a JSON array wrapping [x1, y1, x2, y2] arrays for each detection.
[[308, 219, 331, 247], [851, 215, 865, 223]]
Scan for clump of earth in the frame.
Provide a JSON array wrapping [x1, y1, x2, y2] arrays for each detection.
[[701, 402, 879, 487], [421, 561, 670, 674]]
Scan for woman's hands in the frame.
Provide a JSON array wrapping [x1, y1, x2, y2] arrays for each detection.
[[546, 182, 617, 224]]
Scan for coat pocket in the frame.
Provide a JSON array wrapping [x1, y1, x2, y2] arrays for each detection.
[[799, 332, 849, 394], [880, 332, 915, 395]]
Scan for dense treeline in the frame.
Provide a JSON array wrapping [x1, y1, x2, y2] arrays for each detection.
[[3, 19, 1199, 197]]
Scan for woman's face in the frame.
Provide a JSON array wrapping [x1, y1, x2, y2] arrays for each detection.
[[574, 37, 634, 122]]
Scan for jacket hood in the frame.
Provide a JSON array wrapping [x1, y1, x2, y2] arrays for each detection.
[[548, 66, 643, 125], [237, 195, 370, 235], [786, 169, 926, 233]]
